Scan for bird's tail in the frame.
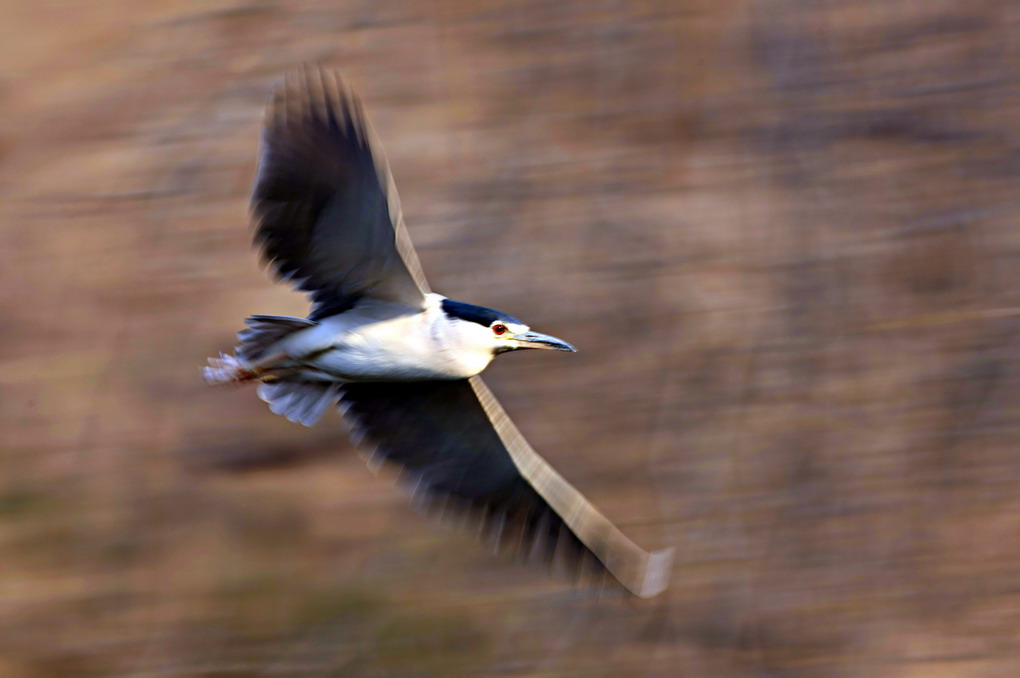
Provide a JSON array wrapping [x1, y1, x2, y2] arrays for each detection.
[[203, 315, 316, 386], [236, 315, 316, 362], [205, 314, 338, 425]]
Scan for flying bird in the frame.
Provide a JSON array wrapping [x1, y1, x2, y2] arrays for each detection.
[[204, 67, 672, 597]]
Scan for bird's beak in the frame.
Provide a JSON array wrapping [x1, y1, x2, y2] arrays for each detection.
[[510, 331, 577, 352]]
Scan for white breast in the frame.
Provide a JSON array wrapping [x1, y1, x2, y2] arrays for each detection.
[[299, 293, 495, 382]]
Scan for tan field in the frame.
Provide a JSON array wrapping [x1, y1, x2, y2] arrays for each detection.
[[3, 1, 1020, 675]]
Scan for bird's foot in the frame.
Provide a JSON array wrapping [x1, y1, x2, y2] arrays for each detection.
[[203, 353, 258, 385]]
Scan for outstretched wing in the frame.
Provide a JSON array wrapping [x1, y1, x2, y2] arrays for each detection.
[[338, 377, 673, 597], [252, 66, 430, 318]]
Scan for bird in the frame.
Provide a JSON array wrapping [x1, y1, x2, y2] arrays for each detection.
[[203, 66, 673, 597]]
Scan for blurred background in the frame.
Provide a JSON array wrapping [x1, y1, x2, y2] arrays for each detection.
[[3, 0, 1020, 675]]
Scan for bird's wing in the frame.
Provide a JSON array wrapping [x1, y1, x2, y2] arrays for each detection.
[[252, 67, 430, 318], [338, 377, 673, 597]]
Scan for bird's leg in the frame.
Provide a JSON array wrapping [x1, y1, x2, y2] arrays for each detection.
[[204, 351, 291, 385], [248, 351, 290, 375]]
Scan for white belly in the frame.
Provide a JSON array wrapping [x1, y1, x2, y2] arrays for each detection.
[[279, 297, 492, 382], [308, 341, 461, 381]]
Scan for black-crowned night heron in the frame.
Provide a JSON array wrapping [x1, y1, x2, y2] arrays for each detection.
[[204, 67, 672, 597]]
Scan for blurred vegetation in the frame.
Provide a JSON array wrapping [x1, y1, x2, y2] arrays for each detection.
[[4, 0, 1020, 675]]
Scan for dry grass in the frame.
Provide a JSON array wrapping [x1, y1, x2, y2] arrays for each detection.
[[3, 0, 1020, 675]]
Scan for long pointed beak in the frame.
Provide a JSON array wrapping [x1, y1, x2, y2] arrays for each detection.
[[511, 331, 577, 352]]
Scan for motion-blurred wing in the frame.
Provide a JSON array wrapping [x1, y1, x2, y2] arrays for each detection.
[[252, 67, 430, 318], [338, 377, 673, 597]]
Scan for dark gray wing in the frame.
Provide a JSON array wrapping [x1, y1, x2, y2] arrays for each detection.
[[339, 377, 673, 597], [252, 67, 429, 318]]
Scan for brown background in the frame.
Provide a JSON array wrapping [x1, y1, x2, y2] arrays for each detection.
[[3, 1, 1020, 676]]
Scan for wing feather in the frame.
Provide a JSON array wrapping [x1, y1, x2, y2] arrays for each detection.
[[469, 377, 674, 598], [337, 378, 673, 597], [252, 66, 429, 317]]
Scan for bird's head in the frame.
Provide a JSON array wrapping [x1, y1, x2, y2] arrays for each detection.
[[440, 298, 576, 358]]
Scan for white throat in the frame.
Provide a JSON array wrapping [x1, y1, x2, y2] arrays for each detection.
[[426, 293, 499, 378]]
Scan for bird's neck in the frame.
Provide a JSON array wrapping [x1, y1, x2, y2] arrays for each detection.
[[425, 294, 496, 378]]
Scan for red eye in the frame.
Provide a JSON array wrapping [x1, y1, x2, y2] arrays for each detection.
[[493, 324, 508, 335]]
